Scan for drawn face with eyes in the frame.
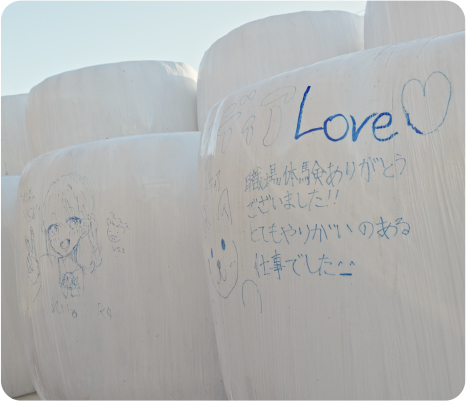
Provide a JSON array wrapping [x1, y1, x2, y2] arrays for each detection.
[[41, 174, 102, 300], [106, 220, 125, 243], [43, 179, 90, 259], [206, 188, 239, 298], [208, 237, 239, 299], [45, 212, 89, 258]]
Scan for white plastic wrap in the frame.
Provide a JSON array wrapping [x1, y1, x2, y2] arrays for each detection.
[[197, 11, 364, 132], [199, 31, 464, 399], [364, 1, 465, 49], [1, 176, 36, 398], [16, 133, 226, 400], [1, 94, 35, 176], [27, 61, 198, 156]]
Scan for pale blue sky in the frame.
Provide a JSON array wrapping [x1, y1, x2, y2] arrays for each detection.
[[1, 1, 365, 96]]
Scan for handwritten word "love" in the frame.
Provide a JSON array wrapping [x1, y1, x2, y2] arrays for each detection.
[[295, 86, 398, 142]]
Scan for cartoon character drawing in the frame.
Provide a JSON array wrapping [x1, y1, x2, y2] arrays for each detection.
[[208, 238, 238, 299], [207, 188, 238, 298], [35, 173, 102, 299], [106, 212, 128, 243]]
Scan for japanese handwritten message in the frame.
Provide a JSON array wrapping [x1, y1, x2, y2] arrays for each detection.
[[201, 69, 452, 314]]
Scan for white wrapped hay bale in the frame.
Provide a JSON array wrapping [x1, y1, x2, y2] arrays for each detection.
[[27, 61, 198, 156], [197, 11, 364, 132], [16, 133, 226, 400], [1, 175, 35, 398], [200, 31, 464, 399], [1, 94, 35, 176], [364, 1, 465, 49]]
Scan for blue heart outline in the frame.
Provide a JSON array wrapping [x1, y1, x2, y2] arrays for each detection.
[[401, 71, 452, 135]]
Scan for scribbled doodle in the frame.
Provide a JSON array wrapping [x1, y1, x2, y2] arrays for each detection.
[[203, 206, 212, 239], [21, 188, 35, 203], [205, 170, 221, 193], [23, 207, 36, 223], [242, 279, 262, 313], [263, 106, 282, 146], [241, 115, 255, 145], [240, 90, 257, 105], [218, 112, 242, 153], [107, 212, 129, 243], [25, 227, 41, 303], [223, 103, 237, 118], [218, 188, 233, 225], [261, 86, 296, 146], [51, 298, 77, 318], [261, 86, 296, 107], [401, 71, 451, 135], [98, 302, 112, 320], [208, 238, 239, 299]]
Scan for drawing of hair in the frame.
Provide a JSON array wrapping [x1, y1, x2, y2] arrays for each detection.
[[42, 173, 102, 298]]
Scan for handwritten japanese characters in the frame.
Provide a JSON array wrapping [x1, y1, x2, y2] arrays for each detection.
[[200, 30, 465, 401], [200, 37, 457, 316]]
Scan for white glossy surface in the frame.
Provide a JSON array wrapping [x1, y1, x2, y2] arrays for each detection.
[[364, 1, 465, 49], [197, 11, 364, 132], [1, 95, 35, 176], [1, 176, 35, 398], [16, 133, 226, 400], [200, 32, 464, 399], [27, 61, 198, 157]]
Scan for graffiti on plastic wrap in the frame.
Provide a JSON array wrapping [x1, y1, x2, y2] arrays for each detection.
[[250, 217, 411, 245], [254, 252, 356, 280], [43, 174, 101, 299], [51, 298, 78, 318], [202, 71, 452, 313], [23, 174, 119, 321], [217, 85, 297, 153], [247, 190, 340, 218], [295, 71, 452, 142], [213, 71, 452, 156], [50, 299, 113, 320], [107, 212, 129, 244], [98, 302, 113, 320], [24, 174, 103, 307], [107, 212, 129, 255], [203, 174, 239, 299], [244, 155, 406, 192]]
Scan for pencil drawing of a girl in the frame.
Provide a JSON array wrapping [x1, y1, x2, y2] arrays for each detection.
[[41, 173, 102, 299]]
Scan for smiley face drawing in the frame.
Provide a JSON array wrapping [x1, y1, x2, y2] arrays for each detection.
[[208, 238, 238, 299], [107, 221, 125, 243], [106, 212, 128, 243]]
